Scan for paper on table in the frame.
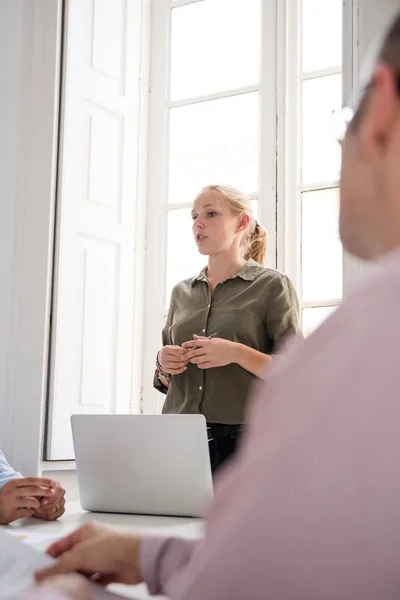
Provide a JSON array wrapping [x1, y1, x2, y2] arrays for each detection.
[[7, 531, 61, 549], [0, 529, 137, 600]]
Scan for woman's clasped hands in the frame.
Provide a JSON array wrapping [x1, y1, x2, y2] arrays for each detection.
[[159, 334, 239, 373]]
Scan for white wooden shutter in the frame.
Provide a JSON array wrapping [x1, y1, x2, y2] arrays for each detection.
[[47, 0, 142, 459]]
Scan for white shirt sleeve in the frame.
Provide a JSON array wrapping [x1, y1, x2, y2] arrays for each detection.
[[0, 450, 22, 489]]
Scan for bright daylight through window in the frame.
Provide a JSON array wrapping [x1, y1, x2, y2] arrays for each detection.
[[158, 0, 343, 337]]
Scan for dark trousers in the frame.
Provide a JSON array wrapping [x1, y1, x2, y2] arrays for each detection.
[[208, 425, 244, 475]]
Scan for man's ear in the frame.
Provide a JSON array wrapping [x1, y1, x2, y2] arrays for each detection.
[[359, 63, 399, 160]]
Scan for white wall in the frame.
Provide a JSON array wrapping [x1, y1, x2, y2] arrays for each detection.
[[0, 0, 62, 476], [0, 0, 25, 457]]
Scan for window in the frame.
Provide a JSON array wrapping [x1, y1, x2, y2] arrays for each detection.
[[144, 0, 278, 411], [163, 0, 263, 305], [4, 0, 391, 475], [143, 0, 346, 411], [284, 0, 343, 336]]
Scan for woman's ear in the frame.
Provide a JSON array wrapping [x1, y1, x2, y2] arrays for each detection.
[[237, 214, 250, 232]]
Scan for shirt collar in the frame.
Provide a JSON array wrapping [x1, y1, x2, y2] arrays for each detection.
[[191, 259, 261, 286]]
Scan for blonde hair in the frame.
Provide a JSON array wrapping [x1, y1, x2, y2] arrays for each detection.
[[202, 184, 267, 266]]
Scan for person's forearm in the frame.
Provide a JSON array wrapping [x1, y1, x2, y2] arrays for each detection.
[[234, 344, 273, 377], [140, 536, 199, 596]]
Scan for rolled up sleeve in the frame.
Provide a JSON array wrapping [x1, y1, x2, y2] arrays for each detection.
[[0, 450, 22, 489], [265, 274, 301, 353], [153, 294, 176, 394], [140, 536, 199, 596]]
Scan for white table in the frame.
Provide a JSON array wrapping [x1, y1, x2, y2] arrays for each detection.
[[5, 501, 204, 599]]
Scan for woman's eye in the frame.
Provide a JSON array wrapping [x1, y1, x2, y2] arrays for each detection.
[[207, 212, 217, 218]]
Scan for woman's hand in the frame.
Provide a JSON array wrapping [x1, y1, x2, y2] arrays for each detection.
[[37, 574, 91, 600], [35, 522, 143, 587], [158, 345, 188, 375], [182, 335, 240, 369]]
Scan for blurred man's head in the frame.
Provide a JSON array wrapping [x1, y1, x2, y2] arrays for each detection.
[[340, 12, 400, 260]]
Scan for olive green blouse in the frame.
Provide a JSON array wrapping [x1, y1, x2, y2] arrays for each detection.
[[154, 260, 300, 424]]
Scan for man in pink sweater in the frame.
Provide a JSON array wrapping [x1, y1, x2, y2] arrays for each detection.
[[19, 9, 400, 600]]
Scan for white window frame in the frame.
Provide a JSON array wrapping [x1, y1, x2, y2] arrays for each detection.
[[279, 0, 346, 324], [142, 0, 279, 413], [278, 0, 361, 297], [342, 0, 367, 292], [142, 0, 357, 413]]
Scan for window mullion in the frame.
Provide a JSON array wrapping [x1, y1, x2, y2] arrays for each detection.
[[301, 66, 342, 81], [276, 0, 301, 290], [169, 84, 261, 109], [259, 0, 279, 269], [142, 0, 172, 414], [299, 180, 340, 193]]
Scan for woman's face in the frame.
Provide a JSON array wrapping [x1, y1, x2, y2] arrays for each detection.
[[191, 189, 248, 257]]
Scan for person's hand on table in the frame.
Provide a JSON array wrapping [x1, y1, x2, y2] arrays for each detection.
[[33, 482, 66, 521], [0, 478, 62, 525], [35, 522, 143, 587], [37, 574, 91, 600]]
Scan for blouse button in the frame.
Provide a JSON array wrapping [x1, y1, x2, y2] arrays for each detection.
[[199, 386, 203, 391]]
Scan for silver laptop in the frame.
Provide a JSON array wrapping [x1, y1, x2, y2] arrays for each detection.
[[71, 414, 213, 518]]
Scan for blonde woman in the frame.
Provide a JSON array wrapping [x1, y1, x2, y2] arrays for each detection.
[[154, 185, 300, 473]]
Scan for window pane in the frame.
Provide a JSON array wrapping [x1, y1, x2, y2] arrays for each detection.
[[166, 208, 206, 304], [169, 93, 259, 204], [301, 188, 342, 302], [302, 74, 342, 184], [302, 306, 337, 337], [302, 0, 342, 73], [170, 0, 261, 101]]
